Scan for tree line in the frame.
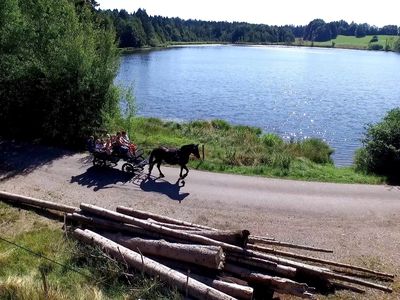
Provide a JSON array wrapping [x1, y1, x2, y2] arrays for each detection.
[[301, 19, 399, 42], [100, 9, 296, 47], [100, 9, 400, 47]]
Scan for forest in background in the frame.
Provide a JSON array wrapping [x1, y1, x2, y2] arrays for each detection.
[[100, 8, 400, 49]]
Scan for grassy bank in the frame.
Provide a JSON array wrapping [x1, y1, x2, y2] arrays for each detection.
[[295, 35, 397, 50], [0, 202, 179, 300], [110, 117, 383, 184]]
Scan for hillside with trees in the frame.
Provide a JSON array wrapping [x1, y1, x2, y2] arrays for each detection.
[[99, 9, 399, 48]]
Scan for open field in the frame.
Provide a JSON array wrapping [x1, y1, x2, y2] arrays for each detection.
[[295, 35, 398, 50]]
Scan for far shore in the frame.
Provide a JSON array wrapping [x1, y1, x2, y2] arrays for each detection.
[[120, 40, 398, 54]]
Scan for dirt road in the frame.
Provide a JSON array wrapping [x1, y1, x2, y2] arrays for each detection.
[[0, 146, 399, 297]]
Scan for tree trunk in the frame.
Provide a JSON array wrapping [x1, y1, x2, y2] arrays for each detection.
[[248, 244, 394, 280], [116, 206, 217, 231], [73, 229, 236, 300], [67, 213, 182, 242], [80, 203, 245, 253], [182, 229, 250, 247], [248, 238, 332, 253], [227, 255, 297, 278], [190, 274, 253, 300], [103, 233, 225, 270], [224, 263, 314, 299], [0, 190, 77, 213]]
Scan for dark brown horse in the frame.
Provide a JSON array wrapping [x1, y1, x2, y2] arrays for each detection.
[[148, 144, 200, 179]]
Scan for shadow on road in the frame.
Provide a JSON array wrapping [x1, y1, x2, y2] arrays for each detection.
[[0, 140, 70, 182], [70, 166, 135, 191], [139, 176, 189, 202]]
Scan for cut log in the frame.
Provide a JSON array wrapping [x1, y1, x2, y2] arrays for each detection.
[[116, 206, 218, 231], [315, 270, 393, 293], [182, 229, 250, 247], [103, 234, 225, 270], [67, 213, 181, 242], [240, 250, 392, 293], [248, 235, 275, 242], [227, 255, 297, 278], [81, 203, 245, 253], [147, 219, 203, 231], [248, 237, 333, 253], [74, 229, 236, 300], [189, 274, 253, 300], [331, 281, 365, 294], [0, 190, 77, 213], [248, 243, 395, 280], [224, 263, 315, 299]]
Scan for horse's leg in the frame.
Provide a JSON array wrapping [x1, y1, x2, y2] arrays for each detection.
[[181, 165, 189, 179], [179, 166, 184, 179], [157, 161, 165, 178], [148, 151, 155, 176]]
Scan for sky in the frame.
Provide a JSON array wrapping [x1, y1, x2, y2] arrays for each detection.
[[97, 0, 400, 27]]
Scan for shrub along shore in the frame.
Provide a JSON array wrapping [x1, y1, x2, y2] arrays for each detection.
[[108, 117, 383, 184]]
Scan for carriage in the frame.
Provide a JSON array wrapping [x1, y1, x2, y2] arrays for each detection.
[[90, 147, 147, 174]]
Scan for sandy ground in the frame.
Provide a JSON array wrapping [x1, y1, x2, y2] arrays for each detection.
[[0, 143, 399, 298]]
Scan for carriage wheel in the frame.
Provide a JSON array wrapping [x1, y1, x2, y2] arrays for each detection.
[[122, 163, 135, 174]]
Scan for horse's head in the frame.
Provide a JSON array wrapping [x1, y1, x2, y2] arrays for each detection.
[[181, 144, 201, 159]]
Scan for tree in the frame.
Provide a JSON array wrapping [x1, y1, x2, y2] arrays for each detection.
[[303, 19, 332, 42], [355, 108, 400, 178], [355, 24, 367, 38], [0, 0, 120, 145]]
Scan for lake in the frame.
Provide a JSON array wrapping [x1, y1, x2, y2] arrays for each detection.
[[116, 45, 400, 166]]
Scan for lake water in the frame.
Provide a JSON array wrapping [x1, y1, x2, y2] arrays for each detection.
[[116, 45, 400, 166]]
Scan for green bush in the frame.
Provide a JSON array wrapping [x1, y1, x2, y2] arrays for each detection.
[[211, 119, 231, 130], [0, 0, 120, 146], [368, 43, 383, 50], [261, 133, 284, 148], [355, 108, 400, 176], [370, 35, 378, 43], [300, 138, 334, 164]]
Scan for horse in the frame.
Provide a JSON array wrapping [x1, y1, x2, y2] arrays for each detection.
[[148, 144, 200, 179]]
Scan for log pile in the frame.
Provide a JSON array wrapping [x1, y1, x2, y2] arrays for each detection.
[[0, 191, 395, 300]]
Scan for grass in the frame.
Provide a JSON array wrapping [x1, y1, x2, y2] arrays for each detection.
[[0, 202, 180, 300], [108, 117, 384, 184], [295, 35, 398, 50]]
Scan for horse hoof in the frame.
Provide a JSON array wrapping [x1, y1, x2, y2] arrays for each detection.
[[159, 174, 165, 178]]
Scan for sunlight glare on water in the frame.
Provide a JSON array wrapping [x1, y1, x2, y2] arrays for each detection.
[[116, 45, 400, 166]]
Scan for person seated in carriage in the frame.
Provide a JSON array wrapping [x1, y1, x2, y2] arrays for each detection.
[[121, 131, 137, 155], [86, 136, 95, 153], [112, 131, 131, 157], [95, 139, 106, 152]]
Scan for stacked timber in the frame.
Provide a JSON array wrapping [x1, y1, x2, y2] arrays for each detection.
[[0, 191, 395, 300]]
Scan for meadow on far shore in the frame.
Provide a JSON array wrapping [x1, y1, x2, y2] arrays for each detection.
[[121, 34, 400, 53]]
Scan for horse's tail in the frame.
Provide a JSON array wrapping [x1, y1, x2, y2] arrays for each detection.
[[148, 150, 155, 165], [147, 149, 156, 175]]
